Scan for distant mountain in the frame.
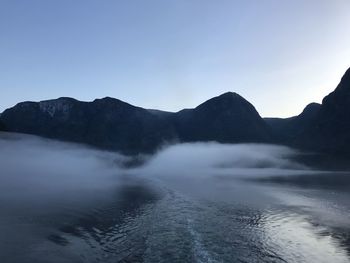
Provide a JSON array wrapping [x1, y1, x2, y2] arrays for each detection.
[[296, 67, 350, 155], [0, 97, 175, 153], [265, 102, 321, 143], [0, 92, 271, 153], [174, 92, 271, 143], [2, 67, 350, 155]]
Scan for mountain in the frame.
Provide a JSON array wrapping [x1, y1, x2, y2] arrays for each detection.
[[0, 119, 5, 131], [265, 102, 321, 143], [2, 66, 350, 156], [0, 92, 271, 153], [174, 92, 271, 143], [296, 67, 350, 155], [0, 97, 175, 154]]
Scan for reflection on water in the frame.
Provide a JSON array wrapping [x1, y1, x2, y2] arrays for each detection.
[[0, 133, 350, 263]]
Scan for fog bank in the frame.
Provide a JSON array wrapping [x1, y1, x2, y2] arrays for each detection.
[[0, 133, 315, 190], [132, 142, 312, 179]]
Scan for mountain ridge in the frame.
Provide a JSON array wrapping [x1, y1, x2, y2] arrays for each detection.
[[0, 91, 271, 153], [295, 67, 350, 155], [1, 67, 350, 155], [265, 102, 321, 143]]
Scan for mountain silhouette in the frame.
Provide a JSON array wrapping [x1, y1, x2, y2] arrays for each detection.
[[296, 67, 350, 155], [0, 92, 271, 153], [174, 92, 271, 143], [1, 67, 350, 155], [265, 102, 321, 143], [0, 97, 175, 153]]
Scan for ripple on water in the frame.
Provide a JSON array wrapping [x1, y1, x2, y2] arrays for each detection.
[[27, 183, 350, 263]]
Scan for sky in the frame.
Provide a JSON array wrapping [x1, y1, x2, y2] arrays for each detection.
[[1, 0, 350, 117]]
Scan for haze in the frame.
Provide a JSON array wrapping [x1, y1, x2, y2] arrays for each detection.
[[1, 133, 350, 262]]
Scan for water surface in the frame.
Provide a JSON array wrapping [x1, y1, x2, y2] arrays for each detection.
[[0, 133, 349, 263]]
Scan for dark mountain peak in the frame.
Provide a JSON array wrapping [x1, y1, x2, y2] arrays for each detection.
[[304, 102, 321, 109], [94, 96, 120, 102], [37, 97, 81, 118], [265, 102, 321, 143], [92, 97, 136, 109], [217, 91, 241, 98], [322, 67, 350, 105], [340, 67, 350, 84], [211, 91, 245, 102], [0, 96, 175, 154], [295, 67, 350, 155], [196, 91, 256, 113], [301, 102, 321, 117], [13, 97, 78, 110], [14, 101, 38, 108], [48, 97, 77, 103], [174, 91, 270, 143]]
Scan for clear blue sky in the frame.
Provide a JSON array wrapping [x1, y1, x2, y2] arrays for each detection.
[[1, 0, 350, 117]]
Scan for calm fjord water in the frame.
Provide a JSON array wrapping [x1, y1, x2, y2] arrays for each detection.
[[0, 133, 350, 263]]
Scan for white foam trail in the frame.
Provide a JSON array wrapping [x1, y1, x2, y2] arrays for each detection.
[[187, 218, 221, 263]]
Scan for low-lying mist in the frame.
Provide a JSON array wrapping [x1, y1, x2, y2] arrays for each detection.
[[1, 133, 350, 263], [0, 133, 314, 186], [0, 133, 126, 191], [0, 133, 312, 187], [0, 132, 316, 206], [134, 142, 310, 179]]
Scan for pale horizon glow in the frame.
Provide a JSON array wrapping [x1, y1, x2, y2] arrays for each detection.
[[1, 0, 350, 117]]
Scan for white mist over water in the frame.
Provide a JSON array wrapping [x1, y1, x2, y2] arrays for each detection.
[[0, 132, 313, 189], [132, 142, 312, 179], [0, 133, 127, 198], [0, 132, 326, 208], [0, 132, 349, 263]]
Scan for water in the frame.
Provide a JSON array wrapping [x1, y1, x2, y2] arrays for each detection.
[[0, 133, 350, 263]]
